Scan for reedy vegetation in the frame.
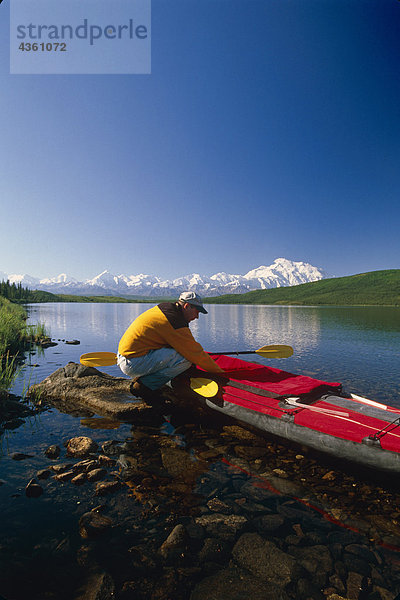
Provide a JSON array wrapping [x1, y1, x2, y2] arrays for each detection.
[[0, 297, 49, 393]]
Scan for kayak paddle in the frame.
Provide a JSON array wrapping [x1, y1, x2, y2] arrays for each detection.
[[79, 344, 293, 367], [212, 344, 293, 359], [80, 352, 117, 366]]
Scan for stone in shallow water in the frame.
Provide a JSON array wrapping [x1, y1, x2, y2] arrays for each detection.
[[78, 511, 113, 539], [232, 532, 300, 586], [190, 565, 290, 600], [25, 478, 43, 498], [44, 444, 61, 459], [66, 436, 98, 458]]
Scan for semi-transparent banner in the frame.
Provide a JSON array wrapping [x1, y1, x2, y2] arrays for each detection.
[[10, 0, 151, 74]]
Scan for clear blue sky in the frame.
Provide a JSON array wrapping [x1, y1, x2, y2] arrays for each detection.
[[1, 0, 399, 280]]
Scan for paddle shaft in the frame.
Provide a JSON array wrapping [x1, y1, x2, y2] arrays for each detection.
[[213, 351, 257, 356]]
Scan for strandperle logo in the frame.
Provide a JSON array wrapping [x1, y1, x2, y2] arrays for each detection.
[[10, 0, 151, 75], [16, 19, 148, 46]]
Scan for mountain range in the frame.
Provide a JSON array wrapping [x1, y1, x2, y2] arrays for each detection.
[[0, 258, 328, 297]]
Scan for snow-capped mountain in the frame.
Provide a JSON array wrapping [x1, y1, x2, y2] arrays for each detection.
[[1, 259, 329, 297]]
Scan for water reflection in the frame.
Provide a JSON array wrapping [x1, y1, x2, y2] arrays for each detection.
[[19, 302, 400, 407]]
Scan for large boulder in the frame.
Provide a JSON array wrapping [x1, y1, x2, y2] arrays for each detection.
[[29, 362, 151, 420]]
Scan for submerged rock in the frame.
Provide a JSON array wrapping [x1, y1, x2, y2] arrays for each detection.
[[44, 444, 61, 458], [67, 436, 98, 458], [25, 478, 44, 498]]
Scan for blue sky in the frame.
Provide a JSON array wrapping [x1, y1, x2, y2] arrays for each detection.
[[0, 0, 399, 281]]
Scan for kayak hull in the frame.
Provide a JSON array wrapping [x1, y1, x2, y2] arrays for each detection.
[[175, 354, 400, 474], [205, 394, 400, 474]]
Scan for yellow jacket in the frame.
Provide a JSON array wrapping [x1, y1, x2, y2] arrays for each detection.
[[118, 302, 224, 373]]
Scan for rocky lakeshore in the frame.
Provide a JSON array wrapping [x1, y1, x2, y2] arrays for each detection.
[[1, 365, 400, 599]]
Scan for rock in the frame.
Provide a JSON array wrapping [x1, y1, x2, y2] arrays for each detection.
[[222, 425, 266, 445], [36, 469, 52, 480], [78, 511, 113, 539], [29, 362, 148, 420], [25, 478, 43, 498], [71, 473, 86, 485], [159, 524, 188, 560], [198, 537, 230, 564], [255, 514, 285, 535], [65, 339, 80, 345], [234, 445, 268, 460], [87, 468, 107, 482], [160, 447, 207, 480], [66, 436, 98, 457], [95, 481, 120, 496], [10, 452, 33, 461], [373, 585, 398, 600], [52, 463, 74, 473], [195, 514, 247, 541], [190, 565, 290, 600], [74, 571, 115, 600], [54, 470, 76, 482], [97, 455, 116, 468], [44, 444, 61, 458], [101, 440, 124, 456], [232, 533, 300, 586], [288, 545, 333, 574], [346, 571, 364, 600], [207, 498, 231, 514], [72, 459, 99, 472]]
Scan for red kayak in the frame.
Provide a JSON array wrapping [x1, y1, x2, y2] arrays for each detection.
[[182, 354, 400, 474]]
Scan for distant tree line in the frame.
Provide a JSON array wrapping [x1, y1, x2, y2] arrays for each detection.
[[0, 279, 31, 301]]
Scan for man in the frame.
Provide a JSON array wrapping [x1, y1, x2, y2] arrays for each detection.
[[117, 291, 224, 401]]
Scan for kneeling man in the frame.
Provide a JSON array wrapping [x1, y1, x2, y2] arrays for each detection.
[[117, 291, 223, 401]]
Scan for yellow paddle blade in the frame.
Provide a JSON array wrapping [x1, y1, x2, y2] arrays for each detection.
[[80, 352, 118, 367], [190, 377, 219, 398], [256, 344, 293, 358]]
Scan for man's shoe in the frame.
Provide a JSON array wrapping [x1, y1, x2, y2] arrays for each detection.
[[130, 381, 166, 406]]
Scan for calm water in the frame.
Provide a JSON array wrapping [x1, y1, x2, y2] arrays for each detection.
[[13, 302, 400, 405], [1, 302, 400, 599]]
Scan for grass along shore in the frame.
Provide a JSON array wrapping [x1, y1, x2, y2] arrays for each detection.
[[0, 297, 50, 393]]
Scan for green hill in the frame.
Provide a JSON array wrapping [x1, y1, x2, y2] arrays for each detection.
[[204, 269, 400, 306]]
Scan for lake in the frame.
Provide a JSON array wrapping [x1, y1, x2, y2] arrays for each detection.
[[1, 302, 400, 599], [14, 302, 400, 405]]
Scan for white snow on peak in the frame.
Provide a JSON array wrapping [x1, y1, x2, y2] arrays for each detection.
[[1, 258, 329, 297]]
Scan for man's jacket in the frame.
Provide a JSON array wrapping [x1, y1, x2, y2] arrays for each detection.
[[118, 302, 223, 373]]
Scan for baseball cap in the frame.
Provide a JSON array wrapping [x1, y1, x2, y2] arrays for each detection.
[[178, 291, 208, 314]]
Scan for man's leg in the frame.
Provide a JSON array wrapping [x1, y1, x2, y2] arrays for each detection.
[[117, 348, 191, 390]]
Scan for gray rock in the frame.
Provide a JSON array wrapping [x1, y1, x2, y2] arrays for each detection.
[[195, 514, 247, 541], [232, 533, 301, 586], [29, 362, 148, 420], [190, 565, 290, 600], [159, 524, 188, 560]]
